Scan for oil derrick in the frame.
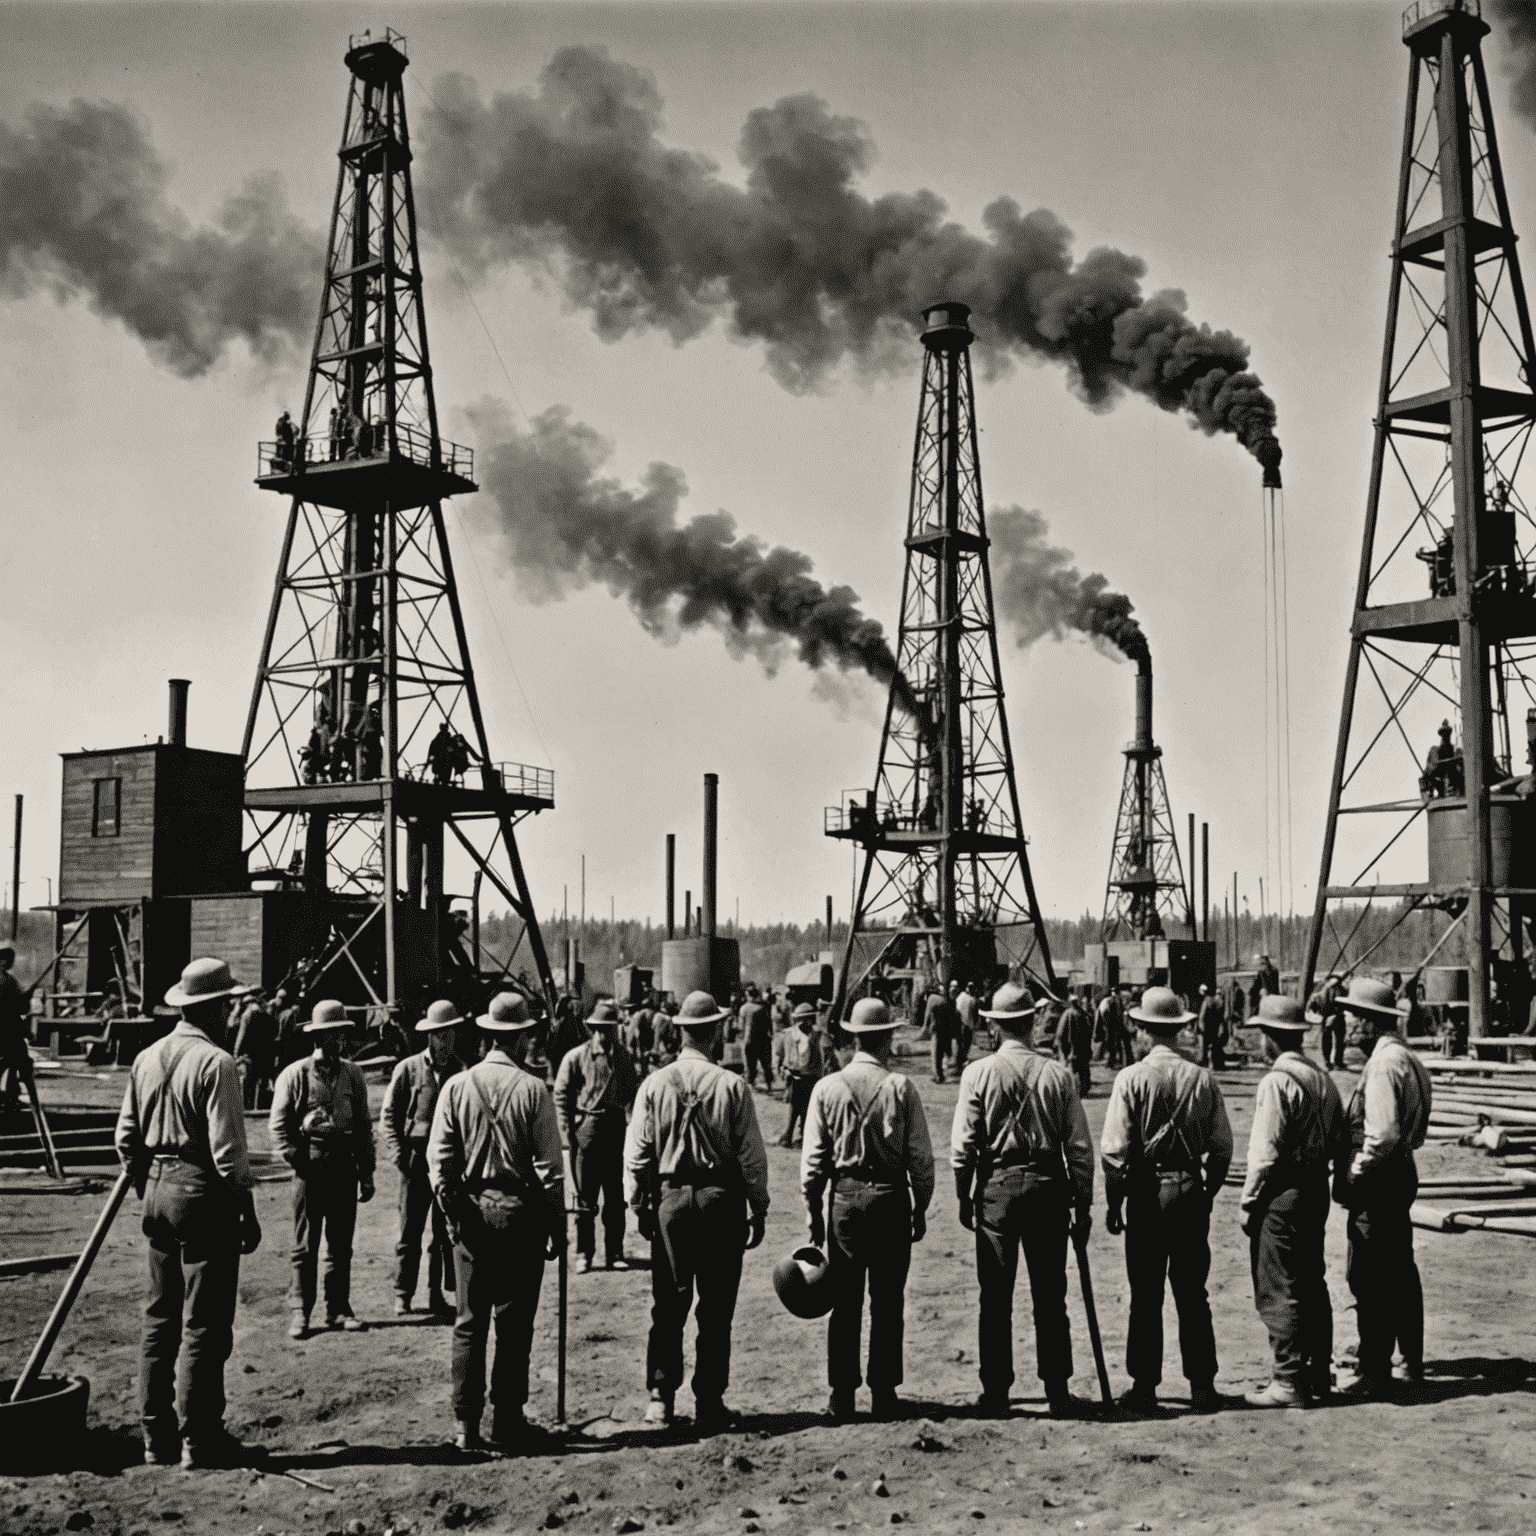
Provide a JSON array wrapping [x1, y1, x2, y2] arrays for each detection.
[[243, 30, 556, 1015], [1101, 658, 1191, 942], [1305, 0, 1536, 1038], [826, 302, 1058, 1011]]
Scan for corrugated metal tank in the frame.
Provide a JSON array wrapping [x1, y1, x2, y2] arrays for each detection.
[[1425, 794, 1532, 887]]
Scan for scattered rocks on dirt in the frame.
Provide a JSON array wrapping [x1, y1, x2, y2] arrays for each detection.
[[725, 1455, 754, 1474], [831, 1467, 847, 1480], [873, 1476, 889, 1498], [441, 1502, 469, 1530], [1043, 1496, 1064, 1508], [737, 1509, 758, 1519], [345, 1522, 368, 1535], [969, 1509, 986, 1520], [560, 1491, 580, 1506], [610, 1518, 644, 1534], [64, 1514, 93, 1531], [912, 1424, 946, 1453]]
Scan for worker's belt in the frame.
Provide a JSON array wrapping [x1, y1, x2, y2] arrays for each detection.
[[149, 1149, 215, 1172], [661, 1170, 734, 1190], [991, 1153, 1061, 1174], [833, 1167, 902, 1187]]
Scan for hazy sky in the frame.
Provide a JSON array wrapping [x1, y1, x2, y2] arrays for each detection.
[[4, 0, 1532, 938]]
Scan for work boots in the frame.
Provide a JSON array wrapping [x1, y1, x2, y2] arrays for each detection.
[[1189, 1380, 1223, 1413], [181, 1430, 260, 1471], [974, 1390, 1011, 1419], [693, 1396, 738, 1435], [453, 1418, 484, 1451], [1117, 1382, 1158, 1416], [1046, 1384, 1089, 1419], [643, 1389, 674, 1427], [394, 1295, 413, 1318], [870, 1388, 902, 1422], [428, 1289, 455, 1318], [1243, 1378, 1308, 1409], [825, 1389, 856, 1424]]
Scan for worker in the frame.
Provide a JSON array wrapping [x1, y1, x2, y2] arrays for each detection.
[[739, 987, 774, 1091], [1196, 984, 1228, 1071], [272, 986, 305, 1068], [545, 992, 589, 1078], [380, 998, 463, 1319], [426, 720, 459, 786], [955, 980, 979, 1071], [114, 957, 263, 1470], [269, 999, 375, 1340], [427, 991, 565, 1451], [625, 995, 656, 1061], [926, 980, 960, 1084], [1101, 986, 1233, 1414], [555, 997, 640, 1274], [1335, 977, 1432, 1396], [1419, 719, 1464, 799], [623, 990, 768, 1433], [233, 988, 278, 1110], [776, 1002, 824, 1147], [951, 981, 1093, 1419], [1240, 994, 1350, 1408], [0, 940, 34, 1115], [802, 996, 934, 1423], [1054, 991, 1093, 1098], [1249, 954, 1280, 1016], [273, 410, 296, 470]]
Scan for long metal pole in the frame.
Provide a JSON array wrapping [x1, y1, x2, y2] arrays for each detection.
[[666, 834, 676, 940], [10, 794, 21, 943], [1201, 822, 1210, 944], [1187, 813, 1197, 936], [939, 342, 961, 990], [1233, 872, 1239, 969]]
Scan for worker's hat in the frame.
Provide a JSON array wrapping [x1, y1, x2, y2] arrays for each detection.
[[675, 990, 730, 1029], [1129, 986, 1196, 1031], [165, 956, 253, 1008], [1198, 983, 1210, 995], [791, 1002, 818, 1022], [772, 1246, 837, 1319], [1339, 977, 1404, 1022], [477, 991, 536, 1031], [1252, 994, 1311, 1036], [585, 998, 622, 1028], [980, 981, 1036, 1021], [416, 999, 464, 1033], [304, 998, 353, 1032], [843, 997, 896, 1034]]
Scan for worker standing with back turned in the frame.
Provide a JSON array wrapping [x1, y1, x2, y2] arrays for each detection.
[[115, 957, 264, 1470]]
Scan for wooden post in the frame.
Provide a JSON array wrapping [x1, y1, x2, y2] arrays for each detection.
[[10, 794, 21, 944], [1202, 822, 1210, 944]]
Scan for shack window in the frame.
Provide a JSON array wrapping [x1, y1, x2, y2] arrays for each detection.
[[92, 777, 121, 837]]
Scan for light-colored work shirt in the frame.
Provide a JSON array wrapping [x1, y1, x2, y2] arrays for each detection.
[[1100, 1042, 1233, 1206], [115, 1021, 254, 1190], [949, 1040, 1093, 1207], [623, 1044, 770, 1217], [1347, 1033, 1432, 1183], [1240, 1051, 1348, 1220], [554, 1035, 639, 1141], [427, 1047, 565, 1220], [776, 1026, 823, 1077], [801, 1051, 935, 1214], [955, 991, 979, 1033], [380, 1048, 462, 1166], [270, 1052, 375, 1172]]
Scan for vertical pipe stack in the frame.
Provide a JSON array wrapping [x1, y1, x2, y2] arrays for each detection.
[[1201, 822, 1210, 944], [168, 679, 190, 748], [9, 795, 21, 944], [703, 773, 718, 939], [826, 895, 834, 949], [666, 834, 676, 941]]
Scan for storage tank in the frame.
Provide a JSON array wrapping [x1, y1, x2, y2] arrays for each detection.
[[1425, 794, 1532, 887]]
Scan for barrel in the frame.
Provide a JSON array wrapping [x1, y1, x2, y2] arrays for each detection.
[[0, 1375, 91, 1471], [1425, 794, 1531, 888]]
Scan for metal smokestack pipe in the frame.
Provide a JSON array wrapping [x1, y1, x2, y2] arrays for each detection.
[[703, 773, 718, 939], [168, 679, 190, 748], [1134, 656, 1153, 752], [666, 834, 676, 940], [1202, 822, 1210, 943], [685, 890, 692, 938], [827, 895, 833, 949]]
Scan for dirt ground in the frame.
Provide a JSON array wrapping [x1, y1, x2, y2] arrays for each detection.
[[3, 1040, 1535, 1536]]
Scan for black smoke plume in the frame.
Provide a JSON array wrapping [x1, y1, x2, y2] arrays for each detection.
[[421, 47, 1280, 466], [989, 506, 1149, 667], [469, 402, 917, 712], [1491, 0, 1536, 129], [0, 99, 321, 376]]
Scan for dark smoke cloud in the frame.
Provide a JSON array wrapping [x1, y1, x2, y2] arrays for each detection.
[[0, 99, 321, 376], [421, 47, 1280, 465], [989, 506, 1149, 668], [1491, 0, 1536, 130], [468, 401, 916, 710]]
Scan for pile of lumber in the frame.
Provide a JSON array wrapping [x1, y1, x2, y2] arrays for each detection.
[[1424, 1059, 1536, 1152]]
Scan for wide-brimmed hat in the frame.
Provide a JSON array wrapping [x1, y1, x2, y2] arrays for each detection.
[[1129, 986, 1196, 1030], [1340, 977, 1403, 1022], [844, 997, 896, 1034], [416, 999, 464, 1034], [586, 999, 622, 1028], [478, 991, 536, 1031], [791, 1002, 817, 1022], [676, 990, 729, 1028], [304, 998, 353, 1032], [165, 957, 253, 1008], [981, 982, 1036, 1021], [1252, 994, 1311, 1035]]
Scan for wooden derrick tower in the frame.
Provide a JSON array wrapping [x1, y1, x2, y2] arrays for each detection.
[[825, 302, 1058, 1012], [242, 30, 556, 1014]]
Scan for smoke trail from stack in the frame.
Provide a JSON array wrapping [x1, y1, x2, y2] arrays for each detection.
[[1490, 0, 1536, 130], [421, 47, 1280, 467], [468, 402, 918, 712], [989, 505, 1150, 667], [0, 99, 321, 376]]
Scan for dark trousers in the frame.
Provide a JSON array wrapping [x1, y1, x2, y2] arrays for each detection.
[[288, 1157, 358, 1319], [647, 1182, 745, 1402], [1124, 1180, 1218, 1387], [451, 1204, 546, 1424], [1069, 1056, 1091, 1098], [139, 1161, 241, 1448], [1324, 1018, 1347, 1069], [572, 1114, 626, 1261], [394, 1143, 455, 1300], [744, 1038, 773, 1089], [975, 1170, 1072, 1393], [1201, 1031, 1226, 1070], [781, 1073, 814, 1143], [932, 1029, 952, 1081], [828, 1180, 912, 1392], [1347, 1196, 1423, 1380], [955, 1026, 974, 1071], [1250, 1174, 1332, 1392]]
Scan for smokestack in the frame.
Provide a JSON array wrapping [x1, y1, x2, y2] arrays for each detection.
[[685, 890, 692, 938], [1260, 440, 1283, 491], [1134, 657, 1152, 752], [703, 773, 718, 939], [168, 679, 190, 748], [827, 895, 833, 949], [666, 834, 676, 940]]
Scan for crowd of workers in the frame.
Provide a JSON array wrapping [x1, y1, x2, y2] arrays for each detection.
[[105, 947, 1435, 1467]]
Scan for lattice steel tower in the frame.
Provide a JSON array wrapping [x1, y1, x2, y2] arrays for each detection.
[[1304, 0, 1536, 1037], [826, 302, 1058, 1010], [243, 30, 556, 1013]]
